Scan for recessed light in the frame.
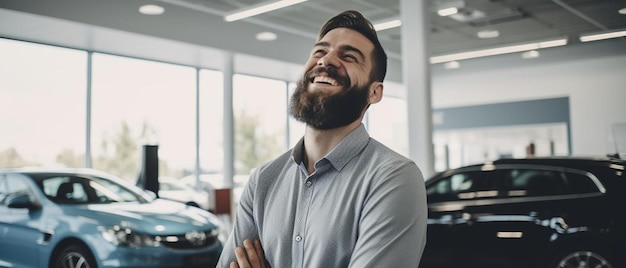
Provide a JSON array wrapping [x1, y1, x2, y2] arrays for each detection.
[[477, 29, 499, 39], [256, 32, 277, 41], [438, 7, 459, 16], [139, 5, 164, 15], [619, 7, 626, 15]]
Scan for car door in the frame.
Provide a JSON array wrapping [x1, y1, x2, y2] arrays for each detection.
[[0, 174, 42, 268], [464, 166, 570, 267], [422, 168, 496, 267]]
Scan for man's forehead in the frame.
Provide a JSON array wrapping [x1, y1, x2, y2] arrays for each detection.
[[317, 28, 374, 54]]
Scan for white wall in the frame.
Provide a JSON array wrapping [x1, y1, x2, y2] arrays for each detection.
[[431, 40, 626, 156]]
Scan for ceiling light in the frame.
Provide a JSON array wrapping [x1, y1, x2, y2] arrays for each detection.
[[256, 32, 277, 41], [374, 19, 402, 31], [477, 29, 499, 39], [139, 5, 164, 15], [619, 8, 626, 15], [430, 38, 567, 63], [437, 7, 459, 16], [579, 29, 626, 42], [224, 0, 307, 22], [521, 50, 540, 59]]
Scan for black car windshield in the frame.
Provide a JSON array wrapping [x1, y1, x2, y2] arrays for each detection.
[[31, 174, 150, 204]]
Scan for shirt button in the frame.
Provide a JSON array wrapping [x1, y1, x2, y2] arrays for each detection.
[[305, 181, 312, 187], [295, 235, 302, 242]]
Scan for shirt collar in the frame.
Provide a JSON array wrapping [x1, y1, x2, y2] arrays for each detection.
[[291, 124, 370, 171]]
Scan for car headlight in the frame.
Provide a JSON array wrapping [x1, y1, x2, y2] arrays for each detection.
[[100, 225, 160, 248]]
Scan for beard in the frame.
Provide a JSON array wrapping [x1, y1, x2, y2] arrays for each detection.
[[289, 66, 370, 130]]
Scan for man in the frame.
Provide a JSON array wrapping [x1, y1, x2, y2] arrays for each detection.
[[217, 10, 427, 268]]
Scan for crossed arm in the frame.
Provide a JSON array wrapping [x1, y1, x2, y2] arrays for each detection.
[[230, 239, 268, 268]]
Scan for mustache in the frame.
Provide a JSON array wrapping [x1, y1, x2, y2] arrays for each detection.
[[305, 66, 350, 86]]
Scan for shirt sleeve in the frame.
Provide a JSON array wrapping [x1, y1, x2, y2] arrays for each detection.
[[215, 173, 261, 268], [348, 161, 428, 267]]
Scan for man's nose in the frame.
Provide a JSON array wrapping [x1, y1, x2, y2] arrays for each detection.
[[317, 52, 340, 69]]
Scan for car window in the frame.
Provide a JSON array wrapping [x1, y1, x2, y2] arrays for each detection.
[[499, 169, 569, 197], [35, 174, 146, 204], [562, 172, 601, 194], [427, 170, 499, 202], [499, 168, 601, 197], [88, 176, 144, 203], [0, 174, 33, 206], [0, 176, 6, 203]]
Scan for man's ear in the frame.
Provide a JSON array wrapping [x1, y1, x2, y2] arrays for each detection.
[[368, 81, 384, 104]]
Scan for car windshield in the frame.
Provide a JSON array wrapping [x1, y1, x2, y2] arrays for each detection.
[[30, 173, 150, 204]]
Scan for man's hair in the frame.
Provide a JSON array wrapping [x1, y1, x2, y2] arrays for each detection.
[[318, 10, 388, 83]]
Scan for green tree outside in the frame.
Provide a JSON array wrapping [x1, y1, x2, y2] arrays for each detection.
[[234, 110, 283, 175]]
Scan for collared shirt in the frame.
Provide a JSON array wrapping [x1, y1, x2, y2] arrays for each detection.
[[217, 124, 427, 267]]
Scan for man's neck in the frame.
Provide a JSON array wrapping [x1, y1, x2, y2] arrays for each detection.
[[302, 120, 362, 174]]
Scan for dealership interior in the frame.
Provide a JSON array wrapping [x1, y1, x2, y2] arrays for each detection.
[[1, 0, 626, 245], [0, 0, 626, 268]]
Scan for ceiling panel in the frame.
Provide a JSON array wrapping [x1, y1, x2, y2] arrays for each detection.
[[0, 0, 624, 64]]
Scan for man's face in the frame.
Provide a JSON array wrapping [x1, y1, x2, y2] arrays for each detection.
[[290, 28, 377, 130]]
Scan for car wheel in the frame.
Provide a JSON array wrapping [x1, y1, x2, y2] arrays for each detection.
[[552, 250, 613, 268], [51, 244, 97, 268]]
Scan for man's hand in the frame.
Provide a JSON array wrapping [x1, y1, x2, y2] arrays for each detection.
[[230, 239, 269, 268]]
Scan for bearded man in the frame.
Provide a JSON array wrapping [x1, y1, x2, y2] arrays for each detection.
[[217, 10, 428, 268]]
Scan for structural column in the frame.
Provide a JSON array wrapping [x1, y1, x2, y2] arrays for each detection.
[[223, 51, 235, 188], [401, 0, 435, 178]]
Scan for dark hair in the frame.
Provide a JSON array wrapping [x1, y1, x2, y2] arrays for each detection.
[[318, 10, 388, 82]]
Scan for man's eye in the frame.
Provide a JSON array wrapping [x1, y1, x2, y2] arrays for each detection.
[[343, 54, 358, 62], [313, 50, 326, 57]]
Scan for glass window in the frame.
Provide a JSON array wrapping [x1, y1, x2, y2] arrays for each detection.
[[233, 74, 287, 175], [38, 175, 144, 204], [287, 82, 306, 148], [367, 92, 409, 157], [502, 169, 564, 197], [199, 69, 224, 177], [0, 174, 32, 206], [91, 53, 196, 181], [563, 172, 600, 194], [427, 170, 496, 202], [0, 176, 6, 202], [0, 38, 87, 168]]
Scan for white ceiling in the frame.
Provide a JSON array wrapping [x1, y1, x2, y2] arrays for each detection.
[[168, 0, 626, 57], [1, 0, 625, 77]]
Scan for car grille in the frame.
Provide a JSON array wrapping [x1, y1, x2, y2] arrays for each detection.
[[160, 230, 219, 250]]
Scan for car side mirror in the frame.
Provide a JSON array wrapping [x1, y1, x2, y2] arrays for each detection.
[[7, 193, 41, 210]]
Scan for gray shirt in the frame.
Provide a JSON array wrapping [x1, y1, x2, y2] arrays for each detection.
[[217, 124, 427, 267]]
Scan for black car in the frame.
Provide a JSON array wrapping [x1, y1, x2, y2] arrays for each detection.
[[420, 156, 625, 268]]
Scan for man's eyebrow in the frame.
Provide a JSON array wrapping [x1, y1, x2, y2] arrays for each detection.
[[313, 41, 366, 60]]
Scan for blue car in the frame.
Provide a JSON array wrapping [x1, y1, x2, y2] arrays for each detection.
[[0, 167, 224, 268]]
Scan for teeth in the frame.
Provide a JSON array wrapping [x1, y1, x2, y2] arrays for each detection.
[[313, 76, 338, 86]]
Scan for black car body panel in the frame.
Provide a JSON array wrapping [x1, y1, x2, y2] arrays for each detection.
[[420, 156, 626, 268]]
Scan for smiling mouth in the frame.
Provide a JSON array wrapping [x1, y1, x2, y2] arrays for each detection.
[[311, 76, 340, 86]]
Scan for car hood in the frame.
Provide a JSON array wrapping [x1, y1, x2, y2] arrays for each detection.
[[59, 199, 219, 234]]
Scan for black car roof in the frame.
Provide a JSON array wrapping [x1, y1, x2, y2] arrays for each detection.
[[429, 155, 625, 180], [491, 155, 625, 167]]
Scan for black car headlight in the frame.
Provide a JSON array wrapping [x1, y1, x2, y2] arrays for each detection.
[[100, 225, 160, 248]]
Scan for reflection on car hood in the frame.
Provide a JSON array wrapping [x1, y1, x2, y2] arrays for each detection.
[[61, 199, 218, 234]]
